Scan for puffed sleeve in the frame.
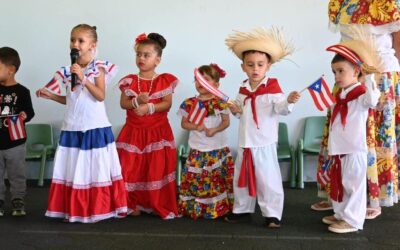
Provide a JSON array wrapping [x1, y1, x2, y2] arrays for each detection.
[[86, 60, 118, 86]]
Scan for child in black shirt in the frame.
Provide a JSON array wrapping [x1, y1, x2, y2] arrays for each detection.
[[0, 47, 35, 216]]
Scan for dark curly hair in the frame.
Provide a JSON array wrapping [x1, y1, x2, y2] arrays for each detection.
[[137, 33, 167, 56]]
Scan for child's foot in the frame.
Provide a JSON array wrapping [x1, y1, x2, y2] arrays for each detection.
[[366, 207, 381, 220], [130, 209, 141, 216], [328, 221, 358, 233], [0, 200, 4, 217], [11, 198, 26, 216], [224, 213, 251, 223], [311, 200, 332, 211], [264, 217, 281, 228], [322, 215, 340, 225]]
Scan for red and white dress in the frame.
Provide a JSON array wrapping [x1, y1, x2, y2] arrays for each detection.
[[44, 60, 128, 223], [117, 73, 179, 219]]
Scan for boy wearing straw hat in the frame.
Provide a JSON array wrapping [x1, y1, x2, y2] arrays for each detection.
[[224, 27, 300, 228], [322, 32, 381, 233]]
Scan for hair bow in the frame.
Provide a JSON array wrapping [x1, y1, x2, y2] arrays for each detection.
[[210, 63, 226, 78]]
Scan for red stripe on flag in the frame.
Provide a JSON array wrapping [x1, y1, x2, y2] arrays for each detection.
[[188, 99, 207, 125], [7, 115, 26, 141], [308, 88, 323, 111]]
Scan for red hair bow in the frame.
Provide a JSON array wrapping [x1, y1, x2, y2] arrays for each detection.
[[135, 33, 147, 44], [210, 63, 226, 78]]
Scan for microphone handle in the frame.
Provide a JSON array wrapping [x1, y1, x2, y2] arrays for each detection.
[[71, 73, 77, 91]]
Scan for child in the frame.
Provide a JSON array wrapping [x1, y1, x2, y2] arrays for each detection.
[[0, 47, 34, 216], [116, 32, 179, 219], [313, 0, 400, 217], [322, 37, 381, 233], [224, 27, 300, 228], [177, 64, 234, 219], [36, 24, 127, 223]]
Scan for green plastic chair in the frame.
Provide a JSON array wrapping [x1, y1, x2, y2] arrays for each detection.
[[296, 116, 326, 189], [277, 122, 296, 188], [176, 131, 190, 189], [25, 124, 55, 186], [177, 144, 189, 188]]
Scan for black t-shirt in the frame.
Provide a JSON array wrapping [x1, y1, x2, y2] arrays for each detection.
[[0, 83, 35, 150]]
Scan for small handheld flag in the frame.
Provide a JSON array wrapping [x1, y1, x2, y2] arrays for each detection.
[[7, 115, 26, 141], [188, 99, 208, 125], [305, 76, 335, 111], [317, 159, 331, 187]]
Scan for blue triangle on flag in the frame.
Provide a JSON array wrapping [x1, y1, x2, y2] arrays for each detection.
[[309, 78, 322, 93]]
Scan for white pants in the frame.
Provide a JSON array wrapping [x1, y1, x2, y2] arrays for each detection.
[[332, 152, 367, 229], [233, 144, 284, 220]]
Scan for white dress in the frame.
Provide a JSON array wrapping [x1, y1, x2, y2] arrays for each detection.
[[44, 60, 128, 223]]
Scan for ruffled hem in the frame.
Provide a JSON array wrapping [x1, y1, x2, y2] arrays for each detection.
[[178, 192, 233, 219], [46, 179, 128, 223], [329, 21, 400, 35]]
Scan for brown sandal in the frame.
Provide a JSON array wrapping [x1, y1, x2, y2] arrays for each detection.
[[311, 200, 333, 211]]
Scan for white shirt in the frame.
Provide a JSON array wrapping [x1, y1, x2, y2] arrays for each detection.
[[177, 98, 229, 152], [234, 77, 293, 148], [328, 75, 380, 155]]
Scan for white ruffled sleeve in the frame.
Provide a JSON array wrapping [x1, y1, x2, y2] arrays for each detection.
[[86, 60, 118, 86]]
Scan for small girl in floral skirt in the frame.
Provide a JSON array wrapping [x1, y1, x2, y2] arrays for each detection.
[[177, 64, 234, 219]]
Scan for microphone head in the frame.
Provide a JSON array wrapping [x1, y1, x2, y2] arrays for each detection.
[[70, 48, 79, 60]]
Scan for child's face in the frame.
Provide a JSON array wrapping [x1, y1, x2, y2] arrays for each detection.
[[195, 73, 219, 96], [0, 62, 13, 84], [241, 52, 271, 85], [70, 29, 96, 59], [135, 44, 161, 72], [331, 61, 360, 89]]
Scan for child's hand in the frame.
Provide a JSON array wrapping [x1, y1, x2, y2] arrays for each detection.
[[196, 123, 205, 132], [19, 111, 27, 121], [137, 92, 150, 104], [205, 127, 218, 137], [36, 88, 52, 99], [134, 104, 149, 116], [228, 101, 242, 114], [70, 63, 84, 81], [287, 91, 301, 104]]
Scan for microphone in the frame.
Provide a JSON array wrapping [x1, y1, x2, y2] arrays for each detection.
[[70, 48, 79, 91]]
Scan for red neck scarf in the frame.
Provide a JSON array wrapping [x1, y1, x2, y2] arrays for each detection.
[[239, 78, 282, 128], [331, 84, 366, 128]]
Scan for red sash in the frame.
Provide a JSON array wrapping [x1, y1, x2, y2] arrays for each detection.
[[331, 84, 366, 128], [239, 78, 282, 129], [329, 155, 344, 202], [238, 148, 256, 197]]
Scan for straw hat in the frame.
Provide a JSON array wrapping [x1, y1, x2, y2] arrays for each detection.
[[326, 26, 383, 74], [225, 27, 294, 63]]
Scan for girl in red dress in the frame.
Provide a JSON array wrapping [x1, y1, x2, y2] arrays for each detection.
[[116, 33, 178, 219]]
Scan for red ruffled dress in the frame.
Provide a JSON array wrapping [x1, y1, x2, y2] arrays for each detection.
[[116, 73, 179, 219]]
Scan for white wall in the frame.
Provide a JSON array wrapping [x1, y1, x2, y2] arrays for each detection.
[[2, 0, 338, 181]]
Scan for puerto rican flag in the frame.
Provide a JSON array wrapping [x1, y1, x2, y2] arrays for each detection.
[[7, 115, 26, 141], [45, 71, 64, 95], [307, 77, 336, 111], [317, 159, 331, 187], [188, 99, 207, 125]]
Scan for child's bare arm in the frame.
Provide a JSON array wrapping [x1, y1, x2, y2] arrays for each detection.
[[205, 113, 230, 137], [82, 69, 106, 102], [181, 116, 205, 131], [36, 88, 66, 105]]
